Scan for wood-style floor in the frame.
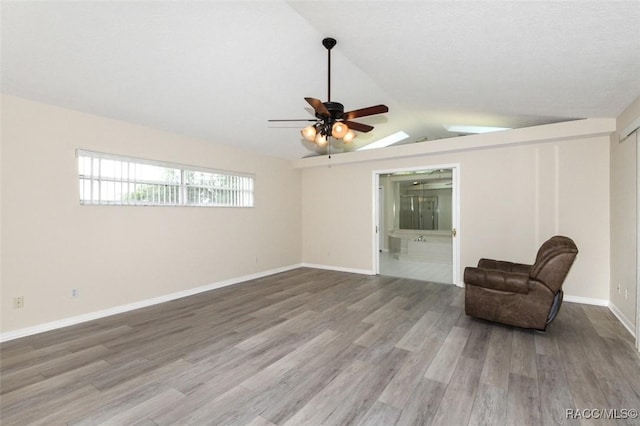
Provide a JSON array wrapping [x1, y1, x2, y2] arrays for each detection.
[[1, 268, 639, 425]]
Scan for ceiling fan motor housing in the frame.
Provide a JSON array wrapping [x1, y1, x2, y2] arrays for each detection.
[[317, 101, 344, 120]]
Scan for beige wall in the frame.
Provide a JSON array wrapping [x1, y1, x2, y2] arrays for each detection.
[[610, 95, 640, 327], [300, 125, 611, 302], [0, 94, 624, 336], [1, 95, 302, 333]]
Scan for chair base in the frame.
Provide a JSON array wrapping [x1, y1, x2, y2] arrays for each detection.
[[464, 284, 555, 331], [546, 290, 563, 325]]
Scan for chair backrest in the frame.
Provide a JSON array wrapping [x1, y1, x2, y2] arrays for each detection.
[[530, 236, 578, 294]]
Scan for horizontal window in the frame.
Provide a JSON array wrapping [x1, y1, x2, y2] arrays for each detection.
[[77, 150, 254, 207]]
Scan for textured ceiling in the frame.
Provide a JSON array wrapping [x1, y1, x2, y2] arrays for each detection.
[[2, 1, 639, 160]]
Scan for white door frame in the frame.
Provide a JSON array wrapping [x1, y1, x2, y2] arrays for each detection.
[[372, 163, 461, 286], [378, 186, 385, 252], [636, 129, 639, 351]]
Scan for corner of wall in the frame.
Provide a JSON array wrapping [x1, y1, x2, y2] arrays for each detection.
[[609, 302, 636, 338], [609, 95, 640, 339]]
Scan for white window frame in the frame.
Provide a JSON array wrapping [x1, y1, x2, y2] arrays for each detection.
[[76, 149, 255, 207]]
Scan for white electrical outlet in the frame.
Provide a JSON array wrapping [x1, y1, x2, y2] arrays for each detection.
[[13, 296, 24, 309], [71, 288, 79, 298]]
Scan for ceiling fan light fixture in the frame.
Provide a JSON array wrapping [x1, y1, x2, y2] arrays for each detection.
[[331, 122, 349, 139], [268, 37, 389, 156], [342, 130, 356, 143], [301, 125, 317, 142]]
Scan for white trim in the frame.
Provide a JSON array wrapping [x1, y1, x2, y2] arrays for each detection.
[[378, 186, 385, 256], [0, 264, 302, 343], [372, 174, 380, 275], [2, 265, 631, 343], [563, 295, 609, 306], [373, 169, 386, 276], [637, 128, 640, 352], [371, 163, 460, 285], [452, 165, 461, 285], [562, 295, 637, 337], [609, 302, 636, 338], [619, 116, 640, 143], [300, 263, 373, 276]]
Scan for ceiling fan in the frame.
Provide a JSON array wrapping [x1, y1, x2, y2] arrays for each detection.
[[268, 37, 389, 148]]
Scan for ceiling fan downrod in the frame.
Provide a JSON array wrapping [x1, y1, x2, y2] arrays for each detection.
[[322, 37, 336, 102]]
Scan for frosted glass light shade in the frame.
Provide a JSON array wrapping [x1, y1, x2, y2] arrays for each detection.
[[331, 122, 349, 139], [301, 125, 316, 142], [315, 133, 328, 147], [342, 130, 356, 143]]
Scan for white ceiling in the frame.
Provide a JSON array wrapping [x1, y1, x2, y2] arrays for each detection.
[[2, 1, 639, 160]]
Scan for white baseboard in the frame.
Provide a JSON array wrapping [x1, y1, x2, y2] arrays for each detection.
[[563, 295, 609, 306], [301, 263, 374, 276], [5, 267, 633, 344], [0, 264, 303, 343], [608, 303, 636, 338], [564, 295, 636, 339]]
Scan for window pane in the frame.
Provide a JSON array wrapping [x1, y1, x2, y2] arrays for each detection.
[[77, 150, 253, 207]]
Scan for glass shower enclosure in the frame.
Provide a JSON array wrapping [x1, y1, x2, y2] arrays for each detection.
[[399, 195, 438, 231]]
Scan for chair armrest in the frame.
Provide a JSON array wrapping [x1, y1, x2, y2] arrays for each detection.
[[477, 258, 532, 275], [464, 267, 530, 294]]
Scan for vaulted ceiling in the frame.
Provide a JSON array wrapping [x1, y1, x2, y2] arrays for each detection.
[[2, 1, 639, 160]]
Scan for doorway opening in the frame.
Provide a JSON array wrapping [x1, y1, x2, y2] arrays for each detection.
[[374, 166, 460, 284]]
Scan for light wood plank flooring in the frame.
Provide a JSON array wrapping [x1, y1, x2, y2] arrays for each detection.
[[1, 268, 639, 425]]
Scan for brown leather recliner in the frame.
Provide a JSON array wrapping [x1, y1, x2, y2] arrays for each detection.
[[464, 236, 578, 330]]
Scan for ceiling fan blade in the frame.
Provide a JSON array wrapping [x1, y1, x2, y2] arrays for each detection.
[[305, 97, 330, 117], [343, 120, 374, 133], [268, 119, 316, 122], [344, 104, 389, 120]]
